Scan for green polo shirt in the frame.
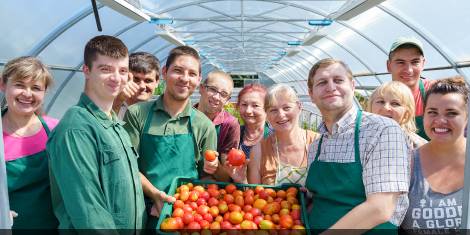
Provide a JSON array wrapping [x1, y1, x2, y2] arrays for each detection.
[[46, 93, 146, 230], [123, 95, 217, 177]]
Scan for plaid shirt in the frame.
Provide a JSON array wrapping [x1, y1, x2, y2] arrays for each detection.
[[308, 106, 409, 225]]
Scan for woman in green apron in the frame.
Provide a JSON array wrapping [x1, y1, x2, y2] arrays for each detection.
[[1, 56, 58, 229]]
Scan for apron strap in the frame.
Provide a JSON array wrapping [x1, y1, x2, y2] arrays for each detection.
[[1, 108, 51, 136], [354, 110, 362, 162], [419, 79, 426, 101], [38, 115, 51, 136], [314, 109, 363, 163]]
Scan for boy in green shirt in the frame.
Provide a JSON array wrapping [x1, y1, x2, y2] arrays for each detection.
[[47, 35, 146, 230]]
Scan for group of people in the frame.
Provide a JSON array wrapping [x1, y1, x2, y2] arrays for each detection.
[[1, 34, 468, 234]]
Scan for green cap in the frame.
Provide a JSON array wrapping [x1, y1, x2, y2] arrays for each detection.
[[389, 37, 424, 56]]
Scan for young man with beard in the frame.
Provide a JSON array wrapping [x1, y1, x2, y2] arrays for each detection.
[[195, 70, 240, 181], [113, 51, 160, 119], [46, 35, 146, 229], [123, 46, 218, 228]]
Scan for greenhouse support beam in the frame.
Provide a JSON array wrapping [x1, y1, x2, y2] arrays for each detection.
[[28, 5, 101, 56]]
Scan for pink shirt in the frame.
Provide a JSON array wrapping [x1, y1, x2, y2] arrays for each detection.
[[413, 79, 432, 117], [3, 116, 59, 162]]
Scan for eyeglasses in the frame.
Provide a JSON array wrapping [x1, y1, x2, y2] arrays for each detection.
[[204, 85, 231, 100]]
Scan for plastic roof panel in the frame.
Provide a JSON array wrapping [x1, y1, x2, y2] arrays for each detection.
[[38, 6, 134, 67], [0, 0, 85, 61]]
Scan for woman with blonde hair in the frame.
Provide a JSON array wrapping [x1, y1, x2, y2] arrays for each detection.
[[1, 56, 58, 228], [368, 81, 427, 149], [246, 84, 319, 185]]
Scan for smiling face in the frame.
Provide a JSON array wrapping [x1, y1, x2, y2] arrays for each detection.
[[266, 94, 301, 133], [308, 63, 355, 116], [129, 70, 158, 103], [1, 77, 46, 116], [163, 55, 201, 102], [370, 91, 409, 125], [199, 72, 233, 117], [238, 91, 266, 126], [84, 54, 129, 103], [387, 47, 425, 90], [424, 93, 468, 143]]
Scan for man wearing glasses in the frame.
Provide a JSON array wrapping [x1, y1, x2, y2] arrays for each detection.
[[196, 70, 240, 182]]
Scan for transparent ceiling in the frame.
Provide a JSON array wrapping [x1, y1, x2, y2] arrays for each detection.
[[0, 0, 469, 118]]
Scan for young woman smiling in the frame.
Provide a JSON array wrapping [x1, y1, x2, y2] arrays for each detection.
[[401, 76, 468, 233], [1, 56, 58, 228]]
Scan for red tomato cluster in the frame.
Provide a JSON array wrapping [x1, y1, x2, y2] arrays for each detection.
[[160, 183, 306, 232]]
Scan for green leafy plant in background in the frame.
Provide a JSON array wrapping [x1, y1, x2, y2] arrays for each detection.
[[354, 91, 368, 110], [154, 80, 166, 96], [224, 102, 244, 125]]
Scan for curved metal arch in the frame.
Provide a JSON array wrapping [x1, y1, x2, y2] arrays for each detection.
[[378, 5, 466, 79], [276, 61, 305, 83], [156, 0, 329, 16], [324, 35, 382, 88], [45, 21, 145, 113], [271, 67, 298, 84], [29, 4, 102, 56], [159, 0, 389, 56]]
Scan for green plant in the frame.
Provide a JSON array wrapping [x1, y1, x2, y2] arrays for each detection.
[[154, 80, 166, 96], [224, 102, 244, 125], [354, 91, 368, 110]]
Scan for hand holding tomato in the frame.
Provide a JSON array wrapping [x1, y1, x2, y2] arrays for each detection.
[[203, 150, 219, 174], [204, 150, 218, 161], [227, 148, 246, 166]]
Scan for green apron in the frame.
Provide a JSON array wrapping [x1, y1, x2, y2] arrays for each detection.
[[138, 102, 199, 228], [305, 110, 396, 234], [415, 79, 429, 140], [5, 113, 58, 229]]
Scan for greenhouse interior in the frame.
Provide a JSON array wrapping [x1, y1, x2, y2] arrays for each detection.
[[1, 0, 470, 231]]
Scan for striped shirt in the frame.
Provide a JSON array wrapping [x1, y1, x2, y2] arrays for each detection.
[[308, 106, 410, 225]]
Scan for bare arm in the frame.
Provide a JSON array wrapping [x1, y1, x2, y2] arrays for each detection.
[[140, 172, 175, 217], [323, 192, 399, 234], [247, 143, 262, 184]]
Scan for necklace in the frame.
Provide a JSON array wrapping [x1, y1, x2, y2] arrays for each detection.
[[243, 126, 263, 143], [3, 114, 41, 138], [274, 130, 307, 167]]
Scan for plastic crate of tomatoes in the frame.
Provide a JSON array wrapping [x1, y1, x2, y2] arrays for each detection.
[[156, 177, 309, 233]]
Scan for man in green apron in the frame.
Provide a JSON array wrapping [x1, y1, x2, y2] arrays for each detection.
[[387, 37, 433, 140], [305, 58, 409, 233], [46, 35, 146, 229], [123, 46, 218, 228], [195, 70, 240, 182]]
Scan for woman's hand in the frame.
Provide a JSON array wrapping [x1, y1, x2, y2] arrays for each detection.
[[150, 190, 176, 217], [223, 160, 250, 183]]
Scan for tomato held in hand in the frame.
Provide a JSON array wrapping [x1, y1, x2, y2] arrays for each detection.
[[204, 150, 218, 161], [227, 148, 246, 166]]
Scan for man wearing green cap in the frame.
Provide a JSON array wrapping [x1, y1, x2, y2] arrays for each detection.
[[387, 37, 433, 140]]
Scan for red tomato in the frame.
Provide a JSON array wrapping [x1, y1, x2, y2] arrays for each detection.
[[227, 148, 246, 166], [204, 150, 217, 161]]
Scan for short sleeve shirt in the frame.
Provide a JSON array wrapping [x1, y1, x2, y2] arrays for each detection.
[[123, 96, 217, 169], [307, 106, 410, 225], [212, 110, 240, 155], [413, 79, 433, 116]]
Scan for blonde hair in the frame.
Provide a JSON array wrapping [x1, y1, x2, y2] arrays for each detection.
[[1, 56, 53, 89], [367, 81, 417, 133], [265, 84, 300, 110]]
